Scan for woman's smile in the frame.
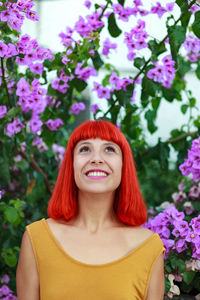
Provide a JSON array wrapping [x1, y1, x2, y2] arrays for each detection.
[[85, 168, 110, 179]]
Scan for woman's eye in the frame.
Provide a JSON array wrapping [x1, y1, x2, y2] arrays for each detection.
[[105, 146, 115, 152], [79, 146, 90, 152]]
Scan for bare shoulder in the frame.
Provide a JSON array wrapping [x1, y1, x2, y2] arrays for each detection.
[[122, 225, 155, 248]]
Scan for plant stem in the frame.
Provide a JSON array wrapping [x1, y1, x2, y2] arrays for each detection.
[[165, 130, 198, 144], [18, 150, 53, 195], [1, 58, 11, 107]]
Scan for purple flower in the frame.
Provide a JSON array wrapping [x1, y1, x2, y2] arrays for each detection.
[[183, 202, 195, 215], [70, 102, 86, 115], [29, 62, 44, 75], [179, 137, 200, 181], [0, 105, 7, 119], [0, 284, 11, 295], [26, 10, 39, 21], [32, 137, 48, 152], [147, 54, 175, 88], [185, 231, 200, 243], [75, 63, 97, 81], [151, 2, 167, 18], [172, 191, 186, 204], [93, 82, 111, 99], [102, 38, 117, 56], [84, 0, 91, 9], [6, 119, 25, 138], [1, 275, 10, 284], [90, 104, 99, 114], [0, 189, 5, 200], [176, 239, 188, 253], [0, 42, 8, 57], [16, 78, 30, 97], [174, 220, 189, 238], [45, 118, 64, 131], [29, 116, 43, 134]]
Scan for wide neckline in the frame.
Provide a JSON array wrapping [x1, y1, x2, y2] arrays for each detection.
[[42, 218, 157, 268]]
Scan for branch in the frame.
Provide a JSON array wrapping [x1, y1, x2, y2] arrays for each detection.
[[18, 150, 53, 195], [165, 130, 198, 144], [0, 58, 11, 107]]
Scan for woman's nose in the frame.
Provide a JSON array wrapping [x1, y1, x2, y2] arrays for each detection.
[[90, 152, 104, 164]]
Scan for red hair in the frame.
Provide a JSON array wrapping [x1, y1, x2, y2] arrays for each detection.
[[47, 120, 147, 226]]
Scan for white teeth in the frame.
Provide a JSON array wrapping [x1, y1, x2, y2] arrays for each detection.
[[87, 171, 107, 177]]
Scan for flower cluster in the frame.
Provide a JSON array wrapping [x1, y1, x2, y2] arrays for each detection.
[[147, 54, 176, 88], [182, 34, 200, 62], [145, 204, 200, 259], [179, 137, 200, 181], [151, 2, 174, 19], [172, 179, 200, 215], [0, 274, 16, 300], [69, 102, 86, 115], [0, 0, 39, 31], [75, 63, 97, 81], [0, 42, 17, 59], [112, 2, 148, 22], [32, 136, 48, 152], [74, 12, 104, 38], [124, 19, 148, 61], [51, 70, 74, 94], [16, 34, 53, 75]]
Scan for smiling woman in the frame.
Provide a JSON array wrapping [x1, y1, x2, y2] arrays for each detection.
[[16, 120, 165, 300]]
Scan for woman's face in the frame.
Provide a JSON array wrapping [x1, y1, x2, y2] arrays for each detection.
[[73, 138, 123, 195]]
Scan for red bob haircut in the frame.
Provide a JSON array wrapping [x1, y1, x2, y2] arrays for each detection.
[[47, 120, 147, 226]]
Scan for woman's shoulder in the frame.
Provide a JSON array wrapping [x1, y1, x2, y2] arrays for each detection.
[[122, 225, 155, 249]]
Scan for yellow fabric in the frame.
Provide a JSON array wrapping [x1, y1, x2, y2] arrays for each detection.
[[26, 218, 165, 300]]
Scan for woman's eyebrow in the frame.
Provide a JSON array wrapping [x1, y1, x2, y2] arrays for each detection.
[[77, 141, 91, 146]]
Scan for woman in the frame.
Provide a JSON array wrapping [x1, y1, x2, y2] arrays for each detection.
[[16, 120, 165, 300]]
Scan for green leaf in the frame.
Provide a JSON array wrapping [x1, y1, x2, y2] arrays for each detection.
[[162, 86, 177, 102], [181, 11, 192, 29], [195, 63, 200, 80], [1, 248, 18, 267], [4, 206, 19, 225], [192, 11, 200, 38], [168, 25, 186, 63], [148, 40, 166, 57], [91, 51, 104, 70], [181, 104, 188, 114], [108, 13, 122, 38], [151, 97, 161, 111], [189, 97, 196, 107], [145, 110, 158, 134], [175, 0, 189, 13], [177, 56, 191, 76], [159, 141, 170, 169], [71, 78, 87, 92], [118, 0, 125, 6], [164, 276, 171, 294], [183, 271, 195, 285], [134, 57, 146, 69]]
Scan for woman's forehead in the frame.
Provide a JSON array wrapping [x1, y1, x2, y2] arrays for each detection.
[[74, 138, 121, 149]]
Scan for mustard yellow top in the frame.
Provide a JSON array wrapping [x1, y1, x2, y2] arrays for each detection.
[[26, 218, 165, 300]]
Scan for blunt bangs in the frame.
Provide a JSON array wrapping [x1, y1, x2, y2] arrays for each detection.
[[68, 120, 126, 153]]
